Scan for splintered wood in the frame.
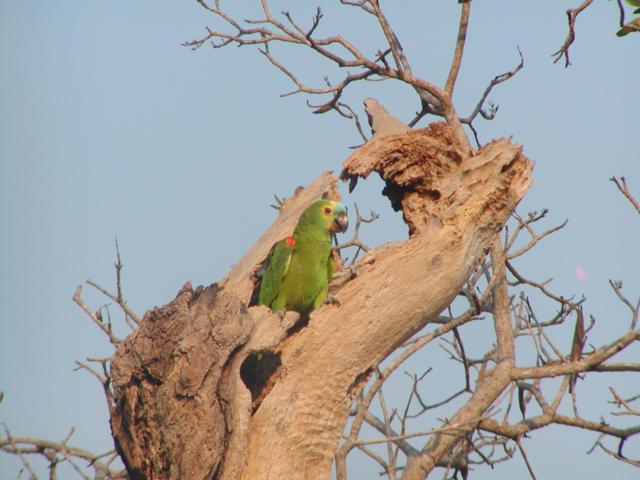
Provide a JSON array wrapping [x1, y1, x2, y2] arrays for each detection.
[[341, 118, 530, 236]]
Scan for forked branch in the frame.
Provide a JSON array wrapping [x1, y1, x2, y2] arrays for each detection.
[[611, 176, 640, 215], [190, 1, 519, 151], [342, 202, 639, 478], [1, 425, 126, 480], [551, 0, 594, 67]]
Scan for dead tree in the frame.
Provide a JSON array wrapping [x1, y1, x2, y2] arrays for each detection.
[[2, 2, 639, 479], [108, 109, 533, 480]]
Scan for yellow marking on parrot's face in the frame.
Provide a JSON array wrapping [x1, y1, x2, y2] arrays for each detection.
[[319, 202, 337, 231], [318, 201, 349, 233]]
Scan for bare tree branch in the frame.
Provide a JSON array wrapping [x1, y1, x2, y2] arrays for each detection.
[[2, 424, 38, 480], [445, 2, 471, 97], [611, 176, 640, 215], [74, 359, 115, 413], [551, 0, 594, 67], [72, 286, 121, 345], [595, 440, 640, 468], [516, 438, 538, 480], [85, 279, 140, 329], [1, 426, 127, 480], [459, 47, 524, 146], [340, 0, 374, 15], [189, 1, 479, 151], [335, 202, 379, 265]]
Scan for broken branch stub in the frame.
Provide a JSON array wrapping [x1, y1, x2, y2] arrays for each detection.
[[342, 102, 530, 237]]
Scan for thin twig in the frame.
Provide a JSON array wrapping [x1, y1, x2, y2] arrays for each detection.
[[610, 176, 640, 215], [1, 428, 127, 479], [515, 438, 538, 480], [86, 278, 141, 328], [460, 47, 524, 137], [2, 424, 37, 480], [551, 0, 594, 67], [73, 286, 121, 345], [351, 417, 486, 448], [335, 203, 379, 265]]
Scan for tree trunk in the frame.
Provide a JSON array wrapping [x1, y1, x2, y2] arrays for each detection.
[[109, 100, 533, 480]]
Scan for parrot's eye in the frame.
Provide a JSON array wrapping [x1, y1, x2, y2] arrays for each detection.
[[324, 207, 332, 215]]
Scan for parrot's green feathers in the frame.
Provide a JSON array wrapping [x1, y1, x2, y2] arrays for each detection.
[[254, 238, 294, 308], [252, 199, 348, 314]]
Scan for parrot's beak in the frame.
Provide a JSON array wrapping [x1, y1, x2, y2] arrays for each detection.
[[333, 212, 349, 233]]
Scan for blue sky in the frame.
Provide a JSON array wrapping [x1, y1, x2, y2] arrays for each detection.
[[1, 1, 639, 478]]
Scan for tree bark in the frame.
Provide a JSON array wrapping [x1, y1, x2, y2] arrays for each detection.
[[110, 100, 533, 480]]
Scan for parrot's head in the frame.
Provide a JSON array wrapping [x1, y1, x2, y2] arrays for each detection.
[[299, 199, 349, 235]]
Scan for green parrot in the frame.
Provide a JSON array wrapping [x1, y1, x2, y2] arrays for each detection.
[[252, 199, 349, 314]]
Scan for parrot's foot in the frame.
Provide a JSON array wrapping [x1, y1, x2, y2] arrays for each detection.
[[324, 295, 341, 307], [276, 309, 287, 319]]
